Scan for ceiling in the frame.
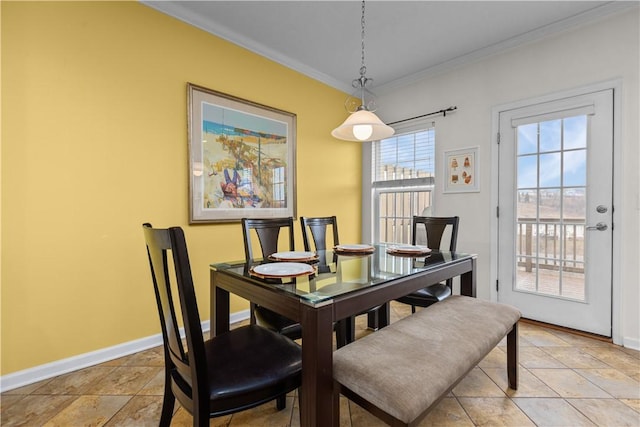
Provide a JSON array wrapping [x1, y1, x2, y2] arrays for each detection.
[[141, 1, 633, 93]]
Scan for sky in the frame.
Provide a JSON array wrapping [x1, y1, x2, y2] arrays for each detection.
[[517, 116, 587, 190]]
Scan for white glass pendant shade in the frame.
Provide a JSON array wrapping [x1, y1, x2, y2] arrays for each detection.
[[331, 109, 395, 142]]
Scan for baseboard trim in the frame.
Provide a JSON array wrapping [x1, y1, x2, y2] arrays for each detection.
[[520, 318, 639, 351], [0, 310, 250, 392], [3, 310, 636, 392], [520, 318, 612, 342], [622, 336, 640, 351]]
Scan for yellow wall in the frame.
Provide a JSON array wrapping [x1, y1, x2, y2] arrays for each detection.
[[1, 1, 361, 375]]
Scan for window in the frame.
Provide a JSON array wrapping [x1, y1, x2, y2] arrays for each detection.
[[272, 166, 286, 208], [367, 125, 435, 243]]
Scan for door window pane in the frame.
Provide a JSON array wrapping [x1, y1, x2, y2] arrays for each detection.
[[564, 116, 587, 149], [517, 190, 537, 219], [563, 188, 585, 219], [540, 119, 561, 152], [540, 189, 561, 220], [537, 268, 561, 296], [563, 149, 586, 186], [539, 153, 561, 187], [517, 155, 538, 188], [517, 123, 538, 155]]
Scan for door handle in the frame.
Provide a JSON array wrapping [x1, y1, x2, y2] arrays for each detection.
[[586, 222, 608, 231]]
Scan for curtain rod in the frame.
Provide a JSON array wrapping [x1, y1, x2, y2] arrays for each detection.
[[387, 106, 457, 126]]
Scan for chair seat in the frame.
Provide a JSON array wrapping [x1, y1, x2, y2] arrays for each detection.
[[254, 306, 303, 340], [202, 325, 302, 413], [395, 283, 452, 307]]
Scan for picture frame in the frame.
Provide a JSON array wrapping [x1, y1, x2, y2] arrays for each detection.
[[187, 83, 297, 223], [443, 147, 479, 193]]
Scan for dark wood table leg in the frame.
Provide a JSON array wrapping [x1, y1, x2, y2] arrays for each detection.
[[460, 257, 477, 297], [210, 271, 230, 338], [300, 303, 336, 426]]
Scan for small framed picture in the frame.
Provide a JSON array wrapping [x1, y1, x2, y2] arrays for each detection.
[[443, 147, 479, 193]]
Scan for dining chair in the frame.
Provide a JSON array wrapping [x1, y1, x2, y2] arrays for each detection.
[[243, 217, 348, 347], [241, 217, 302, 340], [300, 216, 339, 273], [242, 217, 295, 266], [395, 216, 459, 312], [300, 215, 383, 344], [142, 223, 302, 427]]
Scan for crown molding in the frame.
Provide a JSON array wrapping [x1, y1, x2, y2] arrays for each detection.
[[141, 1, 353, 93], [376, 2, 638, 94], [141, 1, 637, 95]]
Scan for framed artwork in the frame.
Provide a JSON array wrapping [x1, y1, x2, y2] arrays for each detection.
[[443, 147, 479, 193], [187, 83, 297, 223]]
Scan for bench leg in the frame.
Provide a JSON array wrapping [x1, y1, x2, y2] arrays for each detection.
[[366, 310, 379, 330], [367, 303, 390, 330], [335, 319, 349, 349], [332, 381, 341, 424], [507, 322, 519, 390]]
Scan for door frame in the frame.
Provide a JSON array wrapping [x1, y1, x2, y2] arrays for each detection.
[[490, 79, 622, 345]]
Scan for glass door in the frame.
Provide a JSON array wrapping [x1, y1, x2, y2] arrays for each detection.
[[498, 89, 613, 336]]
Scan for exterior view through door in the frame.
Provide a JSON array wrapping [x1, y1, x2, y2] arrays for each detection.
[[497, 89, 613, 337]]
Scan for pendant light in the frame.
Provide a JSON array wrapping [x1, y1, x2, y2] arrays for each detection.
[[332, 0, 394, 142]]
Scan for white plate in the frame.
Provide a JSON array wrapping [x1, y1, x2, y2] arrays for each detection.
[[252, 262, 315, 277], [334, 244, 375, 252], [387, 244, 432, 254], [270, 251, 317, 261]]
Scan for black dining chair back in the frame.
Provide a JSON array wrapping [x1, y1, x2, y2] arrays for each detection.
[[300, 216, 340, 251], [414, 215, 459, 252], [242, 217, 295, 263], [143, 223, 301, 426], [241, 217, 302, 339], [301, 215, 384, 344], [414, 215, 459, 290], [242, 217, 348, 347], [396, 216, 460, 312], [300, 216, 339, 273]]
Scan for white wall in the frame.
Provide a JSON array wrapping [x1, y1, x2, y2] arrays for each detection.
[[377, 9, 639, 347]]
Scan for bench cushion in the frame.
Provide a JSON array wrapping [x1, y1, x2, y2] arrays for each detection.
[[333, 295, 521, 424]]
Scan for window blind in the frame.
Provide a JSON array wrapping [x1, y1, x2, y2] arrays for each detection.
[[372, 127, 435, 186]]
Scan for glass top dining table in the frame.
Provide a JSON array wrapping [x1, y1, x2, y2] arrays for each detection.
[[210, 243, 477, 426], [211, 243, 475, 306]]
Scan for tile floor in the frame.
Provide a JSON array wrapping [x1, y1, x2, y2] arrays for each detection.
[[2, 302, 639, 426]]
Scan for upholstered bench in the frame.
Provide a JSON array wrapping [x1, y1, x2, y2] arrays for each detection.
[[333, 295, 521, 427]]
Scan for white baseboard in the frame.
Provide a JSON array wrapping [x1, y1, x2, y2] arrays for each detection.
[[229, 309, 251, 325], [0, 310, 250, 393], [622, 336, 640, 351], [2, 308, 635, 392]]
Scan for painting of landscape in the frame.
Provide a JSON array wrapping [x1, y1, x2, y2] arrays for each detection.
[[201, 103, 288, 210], [188, 84, 296, 222]]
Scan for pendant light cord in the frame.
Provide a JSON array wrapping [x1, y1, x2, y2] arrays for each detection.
[[360, 0, 366, 77], [355, 0, 370, 110]]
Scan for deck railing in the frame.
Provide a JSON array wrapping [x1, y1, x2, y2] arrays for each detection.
[[517, 218, 585, 273]]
